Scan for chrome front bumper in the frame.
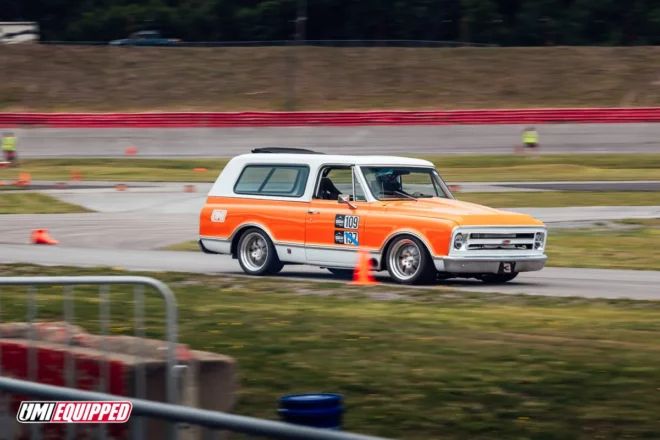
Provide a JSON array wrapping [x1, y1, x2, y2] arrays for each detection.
[[434, 255, 547, 274]]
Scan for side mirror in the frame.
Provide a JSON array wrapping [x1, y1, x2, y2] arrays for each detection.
[[338, 195, 357, 209]]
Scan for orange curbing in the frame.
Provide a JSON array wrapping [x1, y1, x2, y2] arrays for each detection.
[[348, 248, 380, 286]]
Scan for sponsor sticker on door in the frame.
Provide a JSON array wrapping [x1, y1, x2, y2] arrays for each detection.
[[334, 231, 359, 245], [335, 214, 359, 229]]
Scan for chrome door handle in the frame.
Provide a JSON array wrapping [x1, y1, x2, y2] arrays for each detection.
[[308, 209, 320, 214]]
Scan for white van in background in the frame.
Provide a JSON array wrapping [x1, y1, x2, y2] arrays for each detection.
[[0, 22, 40, 44]]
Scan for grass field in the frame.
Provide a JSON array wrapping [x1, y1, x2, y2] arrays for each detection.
[[547, 219, 660, 271], [2, 154, 660, 183], [165, 219, 660, 271], [1, 264, 659, 440], [0, 193, 91, 214], [4, 46, 660, 111]]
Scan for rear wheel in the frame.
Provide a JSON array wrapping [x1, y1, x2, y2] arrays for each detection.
[[237, 228, 283, 276], [327, 268, 354, 279], [386, 236, 436, 285], [479, 273, 519, 284]]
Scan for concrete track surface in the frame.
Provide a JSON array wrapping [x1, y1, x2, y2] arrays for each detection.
[[1, 244, 658, 301], [1, 189, 659, 300], [14, 123, 660, 158], [4, 120, 659, 300]]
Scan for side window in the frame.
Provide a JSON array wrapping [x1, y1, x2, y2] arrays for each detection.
[[234, 165, 309, 197], [315, 166, 368, 201], [315, 166, 350, 200]]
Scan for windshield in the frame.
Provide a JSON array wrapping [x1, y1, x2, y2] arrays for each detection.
[[361, 166, 450, 200]]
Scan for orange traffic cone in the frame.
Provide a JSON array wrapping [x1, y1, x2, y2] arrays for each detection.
[[125, 146, 138, 156], [31, 229, 59, 245], [193, 168, 207, 173], [14, 172, 31, 186], [184, 184, 196, 193], [348, 248, 380, 286], [116, 184, 127, 191], [71, 170, 82, 182]]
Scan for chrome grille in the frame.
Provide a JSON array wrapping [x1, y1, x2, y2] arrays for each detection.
[[469, 233, 535, 240], [465, 232, 537, 252]]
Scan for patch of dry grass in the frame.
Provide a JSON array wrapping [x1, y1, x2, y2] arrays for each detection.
[[4, 46, 660, 111], [0, 193, 91, 214]]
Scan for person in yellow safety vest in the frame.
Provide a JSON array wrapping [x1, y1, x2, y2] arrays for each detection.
[[2, 131, 19, 166], [521, 126, 539, 150]]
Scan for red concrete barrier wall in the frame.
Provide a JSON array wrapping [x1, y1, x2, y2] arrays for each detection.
[[1, 341, 128, 440], [2, 108, 660, 128]]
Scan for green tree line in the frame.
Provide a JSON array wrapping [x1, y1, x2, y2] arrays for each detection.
[[3, 0, 660, 45]]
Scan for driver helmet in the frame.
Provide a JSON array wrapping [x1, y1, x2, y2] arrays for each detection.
[[375, 169, 401, 192]]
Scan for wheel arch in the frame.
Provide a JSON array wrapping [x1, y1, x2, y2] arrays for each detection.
[[230, 222, 276, 258], [379, 230, 435, 270]]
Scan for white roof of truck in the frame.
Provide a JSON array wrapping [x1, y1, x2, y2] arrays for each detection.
[[208, 152, 437, 199], [227, 153, 434, 168]]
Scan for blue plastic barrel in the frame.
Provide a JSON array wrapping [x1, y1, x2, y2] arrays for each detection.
[[278, 393, 344, 430]]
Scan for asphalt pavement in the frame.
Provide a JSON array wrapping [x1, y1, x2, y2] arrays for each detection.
[[1, 244, 658, 301], [13, 123, 660, 158], [3, 122, 659, 301]]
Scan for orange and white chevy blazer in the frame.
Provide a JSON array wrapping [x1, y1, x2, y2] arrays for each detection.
[[198, 148, 548, 285]]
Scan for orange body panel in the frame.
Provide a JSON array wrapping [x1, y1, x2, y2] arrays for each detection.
[[200, 194, 543, 258], [200, 197, 308, 244]]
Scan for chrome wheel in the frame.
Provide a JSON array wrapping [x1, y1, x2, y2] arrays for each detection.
[[239, 232, 269, 272], [388, 239, 421, 281]]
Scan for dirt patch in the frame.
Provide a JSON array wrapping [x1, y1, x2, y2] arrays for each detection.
[[4, 46, 660, 111]]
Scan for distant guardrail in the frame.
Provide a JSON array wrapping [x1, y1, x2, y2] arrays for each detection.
[[2, 108, 660, 128], [37, 39, 498, 48]]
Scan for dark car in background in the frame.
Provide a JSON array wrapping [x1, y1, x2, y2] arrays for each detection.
[[109, 30, 182, 46]]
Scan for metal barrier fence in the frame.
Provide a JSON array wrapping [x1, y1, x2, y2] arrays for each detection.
[[0, 376, 390, 440], [0, 276, 393, 440], [0, 276, 180, 440]]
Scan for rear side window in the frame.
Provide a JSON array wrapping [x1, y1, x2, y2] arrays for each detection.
[[234, 165, 309, 197]]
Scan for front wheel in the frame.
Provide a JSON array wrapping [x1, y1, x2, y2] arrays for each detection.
[[386, 236, 436, 285], [479, 273, 519, 284], [237, 228, 283, 276]]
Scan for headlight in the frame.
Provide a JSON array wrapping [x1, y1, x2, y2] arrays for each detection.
[[534, 232, 545, 249], [454, 233, 464, 250]]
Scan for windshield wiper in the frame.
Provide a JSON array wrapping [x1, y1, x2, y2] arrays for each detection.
[[393, 191, 418, 201]]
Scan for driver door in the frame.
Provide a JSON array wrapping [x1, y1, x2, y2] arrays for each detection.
[[305, 166, 369, 266]]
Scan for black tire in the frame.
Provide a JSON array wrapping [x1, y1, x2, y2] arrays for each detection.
[[327, 268, 354, 279], [385, 235, 436, 285], [479, 272, 519, 284], [236, 228, 282, 276]]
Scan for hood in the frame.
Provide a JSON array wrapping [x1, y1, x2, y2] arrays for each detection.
[[383, 198, 544, 227]]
